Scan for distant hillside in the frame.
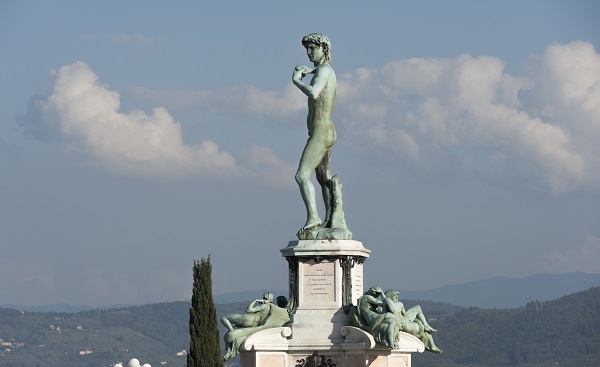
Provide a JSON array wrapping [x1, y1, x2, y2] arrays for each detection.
[[0, 303, 133, 313], [415, 286, 600, 367], [213, 289, 286, 305], [397, 272, 600, 309], [6, 272, 598, 312], [1, 287, 599, 367], [0, 302, 191, 367]]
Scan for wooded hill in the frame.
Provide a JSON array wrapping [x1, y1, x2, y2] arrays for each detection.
[[414, 286, 600, 367], [0, 287, 598, 367]]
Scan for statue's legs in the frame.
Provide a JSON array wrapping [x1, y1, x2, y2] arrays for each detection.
[[221, 316, 235, 332], [316, 148, 332, 227], [295, 171, 321, 230], [405, 305, 437, 333], [423, 333, 443, 353], [221, 314, 259, 332], [385, 319, 398, 349], [296, 137, 329, 230]]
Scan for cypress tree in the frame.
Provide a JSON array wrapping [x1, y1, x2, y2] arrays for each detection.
[[188, 256, 223, 367]]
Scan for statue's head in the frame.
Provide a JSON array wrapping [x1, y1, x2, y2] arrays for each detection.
[[263, 292, 274, 303], [302, 33, 331, 64], [366, 286, 381, 297], [385, 290, 399, 300]]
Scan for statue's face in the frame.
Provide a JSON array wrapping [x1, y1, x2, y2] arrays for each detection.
[[306, 43, 324, 63]]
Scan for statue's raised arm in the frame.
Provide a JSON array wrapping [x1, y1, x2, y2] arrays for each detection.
[[293, 62, 332, 101]]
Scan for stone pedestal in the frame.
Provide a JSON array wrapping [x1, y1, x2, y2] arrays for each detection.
[[239, 326, 424, 367], [281, 240, 370, 347], [235, 239, 425, 367]]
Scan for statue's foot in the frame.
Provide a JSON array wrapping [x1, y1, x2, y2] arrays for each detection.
[[298, 217, 322, 234], [424, 326, 437, 333], [385, 341, 397, 349], [430, 347, 443, 354]]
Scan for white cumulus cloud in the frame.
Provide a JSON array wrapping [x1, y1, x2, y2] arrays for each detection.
[[334, 41, 600, 193], [53, 42, 600, 193], [18, 61, 294, 187]]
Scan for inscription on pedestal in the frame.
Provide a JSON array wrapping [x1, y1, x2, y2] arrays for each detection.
[[352, 266, 363, 305], [303, 261, 336, 303]]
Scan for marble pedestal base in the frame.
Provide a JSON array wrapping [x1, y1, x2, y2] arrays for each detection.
[[239, 326, 425, 367], [280, 240, 370, 346], [236, 239, 424, 367]]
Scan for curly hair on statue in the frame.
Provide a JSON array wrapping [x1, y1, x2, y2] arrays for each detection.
[[301, 33, 331, 63]]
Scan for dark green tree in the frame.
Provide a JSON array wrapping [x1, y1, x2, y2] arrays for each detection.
[[188, 256, 223, 367]]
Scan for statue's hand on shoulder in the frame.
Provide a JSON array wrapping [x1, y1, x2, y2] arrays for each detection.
[[293, 65, 305, 81], [293, 65, 315, 80]]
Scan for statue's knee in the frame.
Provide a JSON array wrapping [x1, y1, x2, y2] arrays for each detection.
[[295, 171, 308, 185]]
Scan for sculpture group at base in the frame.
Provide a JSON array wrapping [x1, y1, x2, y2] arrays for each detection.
[[349, 287, 442, 353], [221, 293, 290, 361]]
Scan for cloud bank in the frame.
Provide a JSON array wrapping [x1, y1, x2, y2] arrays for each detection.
[[334, 41, 600, 193], [17, 61, 294, 187], [143, 41, 600, 193], [19, 42, 600, 193]]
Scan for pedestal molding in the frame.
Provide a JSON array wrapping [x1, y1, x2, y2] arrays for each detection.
[[242, 326, 292, 352], [340, 326, 375, 349]]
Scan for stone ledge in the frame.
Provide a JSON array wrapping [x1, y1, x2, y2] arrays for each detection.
[[341, 326, 376, 350], [281, 240, 371, 258]]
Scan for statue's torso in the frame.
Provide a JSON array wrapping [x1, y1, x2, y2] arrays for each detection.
[[307, 64, 337, 142]]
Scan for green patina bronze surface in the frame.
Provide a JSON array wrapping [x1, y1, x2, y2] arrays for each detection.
[[221, 292, 290, 361], [349, 286, 442, 353], [293, 33, 351, 241]]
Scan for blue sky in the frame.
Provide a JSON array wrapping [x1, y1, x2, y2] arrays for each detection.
[[1, 1, 599, 306]]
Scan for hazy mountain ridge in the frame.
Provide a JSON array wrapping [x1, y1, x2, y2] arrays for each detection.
[[5, 272, 598, 312], [396, 271, 600, 309]]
